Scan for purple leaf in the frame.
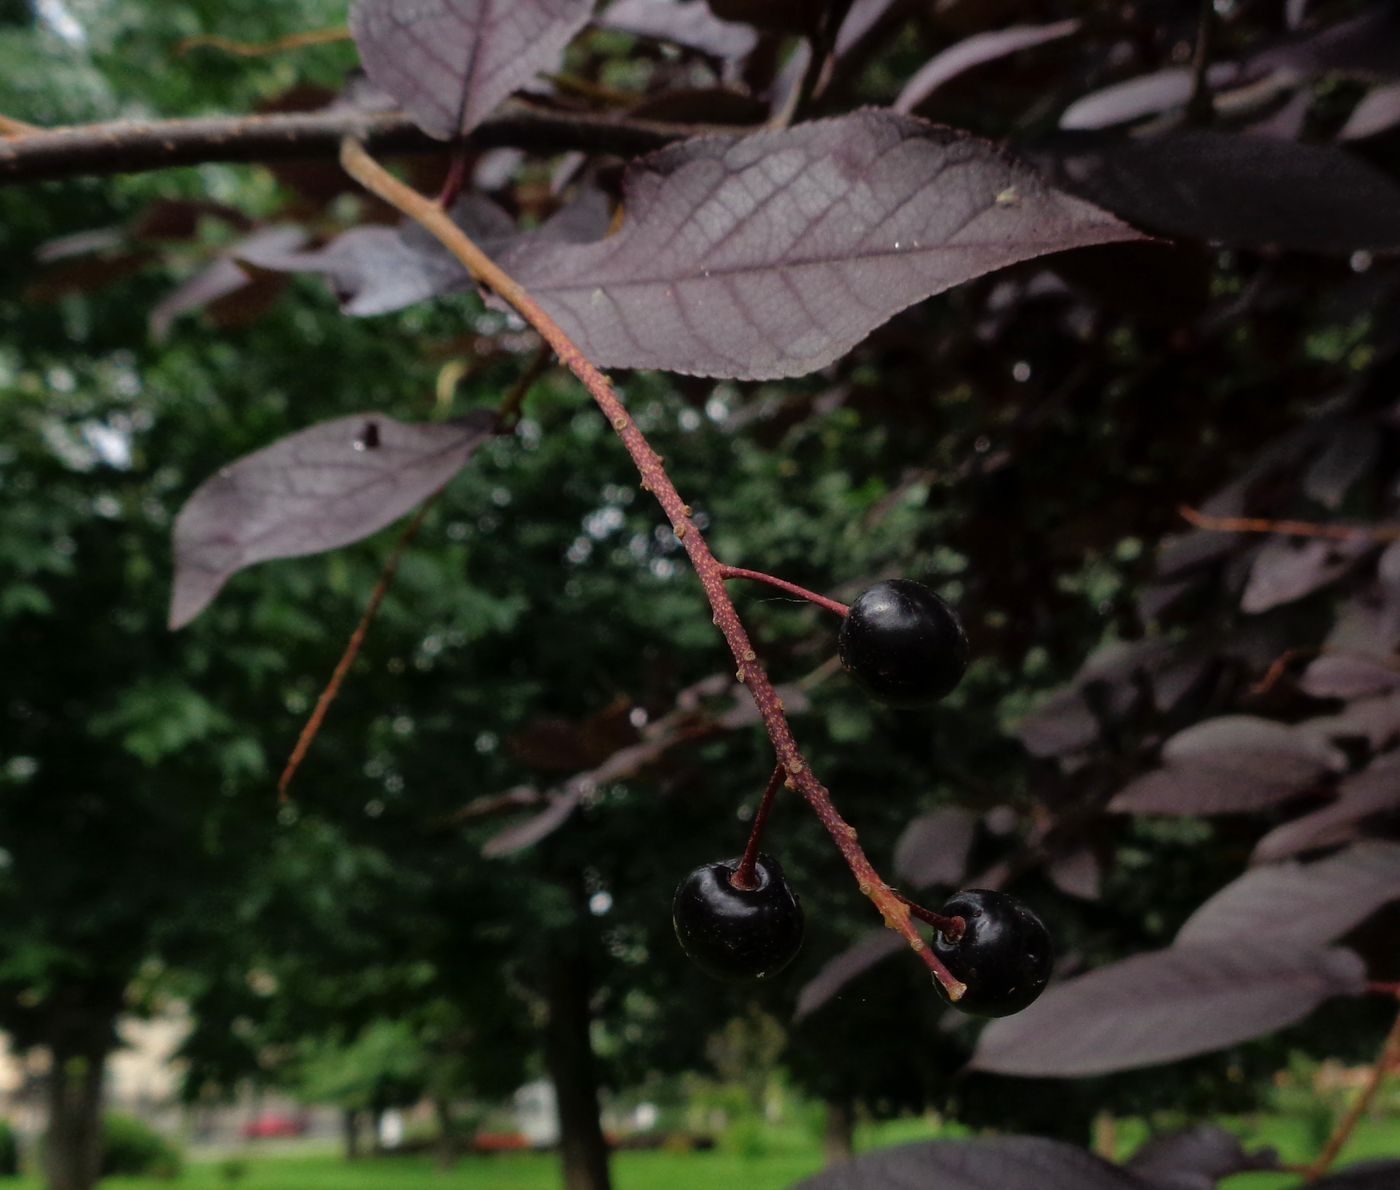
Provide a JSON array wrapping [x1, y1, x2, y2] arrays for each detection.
[[1342, 84, 1400, 141], [482, 790, 582, 857], [1126, 1125, 1278, 1190], [894, 20, 1080, 114], [600, 0, 758, 60], [497, 110, 1141, 379], [349, 0, 595, 140], [1304, 423, 1380, 510], [1311, 1161, 1400, 1189], [1299, 654, 1400, 700], [1015, 687, 1100, 758], [1110, 715, 1344, 816], [1253, 755, 1400, 863], [1242, 536, 1374, 614], [970, 942, 1366, 1077], [1177, 842, 1400, 948], [1047, 848, 1101, 902], [1255, 7, 1400, 81], [243, 197, 515, 317], [1036, 131, 1400, 254], [170, 411, 495, 629], [151, 226, 307, 342], [1059, 65, 1242, 131], [794, 930, 903, 1020], [1301, 691, 1400, 752], [792, 1136, 1146, 1190], [893, 806, 976, 889]]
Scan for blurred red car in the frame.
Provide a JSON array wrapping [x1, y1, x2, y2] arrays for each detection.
[[241, 1112, 307, 1139]]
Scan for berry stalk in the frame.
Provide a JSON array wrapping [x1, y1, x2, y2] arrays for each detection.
[[339, 138, 966, 1001], [732, 765, 786, 892], [719, 565, 850, 617]]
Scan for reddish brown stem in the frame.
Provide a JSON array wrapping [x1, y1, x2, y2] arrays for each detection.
[[732, 765, 786, 891], [176, 27, 352, 57], [438, 145, 470, 209], [720, 565, 850, 618], [890, 889, 965, 939], [1179, 504, 1400, 542], [1306, 998, 1400, 1180], [338, 138, 968, 1002]]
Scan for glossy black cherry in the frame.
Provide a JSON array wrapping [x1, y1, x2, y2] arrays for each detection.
[[932, 889, 1053, 1017], [838, 579, 968, 707], [672, 853, 804, 983]]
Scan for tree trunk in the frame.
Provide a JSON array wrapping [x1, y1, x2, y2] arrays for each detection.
[[43, 1042, 107, 1190], [544, 944, 612, 1190], [433, 1096, 461, 1169], [823, 1097, 855, 1166], [342, 1108, 363, 1160]]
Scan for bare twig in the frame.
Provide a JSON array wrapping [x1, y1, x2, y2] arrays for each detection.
[[1307, 997, 1400, 1181], [1186, 0, 1218, 124], [0, 102, 733, 188], [338, 137, 967, 1000], [177, 27, 352, 57], [1180, 505, 1400, 543], [278, 491, 443, 801], [0, 113, 39, 137]]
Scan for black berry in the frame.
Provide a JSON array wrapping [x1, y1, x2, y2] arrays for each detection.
[[672, 854, 804, 982], [932, 889, 1053, 1018], [838, 579, 968, 707]]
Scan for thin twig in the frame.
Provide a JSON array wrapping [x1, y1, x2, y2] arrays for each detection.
[[177, 28, 351, 57], [732, 765, 787, 891], [0, 113, 39, 136], [0, 102, 732, 187], [1307, 997, 1400, 1181], [890, 889, 964, 938], [496, 346, 554, 432], [278, 491, 442, 801], [1179, 505, 1400, 543], [1186, 0, 1218, 124], [720, 565, 850, 618], [337, 137, 967, 1000]]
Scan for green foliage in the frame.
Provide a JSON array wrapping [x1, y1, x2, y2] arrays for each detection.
[[0, 1119, 16, 1177], [100, 1114, 181, 1178]]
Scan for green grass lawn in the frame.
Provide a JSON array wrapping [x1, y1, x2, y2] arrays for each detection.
[[20, 1112, 1400, 1189]]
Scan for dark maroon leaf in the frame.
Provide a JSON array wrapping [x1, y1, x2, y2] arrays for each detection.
[[495, 110, 1140, 379], [893, 806, 975, 889], [1034, 131, 1400, 254], [1126, 1125, 1278, 1190], [794, 930, 903, 1020], [971, 942, 1366, 1077], [1299, 654, 1400, 700], [35, 227, 126, 262], [1110, 715, 1344, 816], [1253, 755, 1400, 862], [151, 226, 307, 342], [1304, 424, 1381, 510], [1381, 540, 1400, 594], [1177, 842, 1400, 948], [170, 411, 495, 629], [349, 0, 594, 140], [1342, 84, 1400, 140], [1311, 1161, 1400, 1189], [705, 0, 811, 35], [1047, 848, 1101, 902], [894, 20, 1079, 114], [1242, 536, 1374, 613], [1254, 7, 1400, 81], [482, 790, 582, 857], [601, 0, 759, 60], [793, 1136, 1146, 1190]]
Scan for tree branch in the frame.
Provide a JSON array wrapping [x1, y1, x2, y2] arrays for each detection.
[[0, 101, 731, 188], [337, 137, 966, 1001], [1307, 997, 1400, 1180]]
